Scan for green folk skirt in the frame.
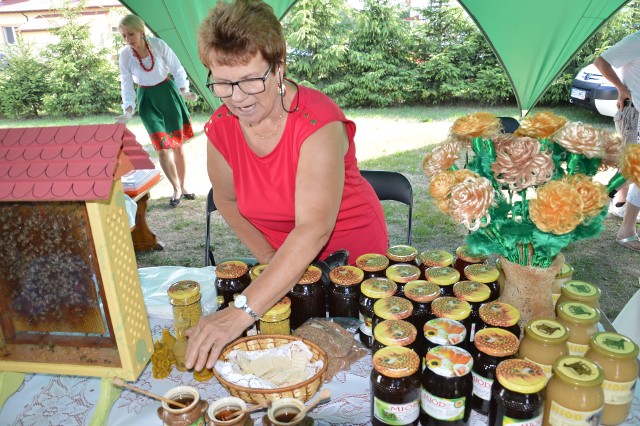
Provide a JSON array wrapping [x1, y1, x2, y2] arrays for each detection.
[[137, 78, 194, 150]]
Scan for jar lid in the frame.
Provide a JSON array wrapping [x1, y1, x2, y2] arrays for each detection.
[[249, 263, 268, 280], [453, 280, 491, 302], [373, 319, 417, 347], [425, 346, 473, 378], [556, 262, 574, 279], [524, 318, 569, 344], [424, 266, 460, 286], [431, 296, 471, 321], [386, 245, 418, 262], [474, 327, 519, 357], [167, 280, 201, 300], [496, 359, 547, 394], [420, 249, 454, 267], [560, 280, 601, 302], [385, 263, 421, 283], [464, 264, 499, 283], [553, 356, 604, 388], [455, 246, 487, 263], [589, 332, 640, 359], [262, 297, 291, 321], [404, 280, 441, 303], [372, 345, 420, 378], [479, 301, 520, 327], [556, 301, 600, 324], [423, 318, 467, 346], [356, 253, 389, 272], [373, 296, 413, 320], [361, 277, 397, 299], [216, 260, 249, 279], [297, 265, 322, 285], [329, 265, 364, 286]]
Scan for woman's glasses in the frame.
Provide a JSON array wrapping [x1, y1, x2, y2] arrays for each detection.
[[206, 63, 273, 98]]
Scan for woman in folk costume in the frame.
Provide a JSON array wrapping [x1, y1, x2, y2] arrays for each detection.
[[117, 14, 197, 206]]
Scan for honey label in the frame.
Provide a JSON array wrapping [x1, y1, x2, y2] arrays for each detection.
[[372, 346, 420, 377], [423, 318, 467, 346], [479, 301, 520, 327], [386, 264, 421, 283], [528, 319, 568, 340], [602, 379, 636, 405], [373, 397, 419, 425], [567, 341, 589, 357], [453, 280, 491, 302], [356, 253, 389, 271], [362, 277, 397, 298], [421, 388, 465, 421], [421, 249, 454, 266], [502, 413, 543, 425], [404, 280, 440, 303], [425, 266, 460, 285], [548, 400, 603, 426], [374, 320, 417, 347], [386, 244, 418, 260], [593, 332, 639, 356], [474, 327, 519, 357], [431, 296, 471, 320], [373, 296, 413, 320], [564, 280, 598, 297], [463, 263, 499, 283], [472, 371, 493, 401], [524, 357, 553, 380], [425, 346, 473, 378]]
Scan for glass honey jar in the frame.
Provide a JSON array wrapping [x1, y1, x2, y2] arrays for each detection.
[[477, 301, 521, 339], [404, 280, 441, 350], [518, 318, 569, 380], [359, 277, 397, 348], [556, 301, 600, 357], [453, 245, 487, 278], [556, 280, 601, 310], [167, 280, 202, 328], [431, 296, 472, 350], [424, 266, 460, 297], [419, 249, 454, 280], [259, 297, 291, 335], [215, 260, 251, 307], [372, 319, 418, 354], [356, 253, 390, 280], [453, 280, 491, 348], [551, 262, 574, 307], [544, 356, 604, 426], [385, 263, 421, 298], [372, 296, 414, 333], [328, 265, 364, 319], [463, 263, 500, 302], [288, 265, 325, 330], [249, 263, 268, 281], [585, 332, 639, 426], [386, 244, 420, 267]]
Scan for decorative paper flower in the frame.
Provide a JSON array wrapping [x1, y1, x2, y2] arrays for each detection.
[[429, 170, 478, 213], [514, 111, 567, 139], [599, 130, 624, 170], [491, 136, 554, 191], [451, 112, 501, 139], [529, 180, 584, 235], [563, 174, 608, 219], [422, 139, 462, 178], [620, 144, 640, 186], [449, 176, 494, 231], [553, 122, 604, 158], [491, 133, 518, 151]]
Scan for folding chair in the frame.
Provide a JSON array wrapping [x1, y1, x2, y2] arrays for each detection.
[[499, 116, 520, 133], [204, 188, 217, 266]]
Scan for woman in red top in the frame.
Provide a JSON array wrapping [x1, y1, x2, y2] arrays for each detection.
[[186, 0, 388, 371]]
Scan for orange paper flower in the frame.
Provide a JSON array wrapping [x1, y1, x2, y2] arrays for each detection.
[[599, 130, 624, 170], [451, 112, 501, 139], [429, 170, 478, 214], [449, 177, 494, 231], [515, 111, 567, 139], [553, 122, 604, 158], [529, 180, 584, 235], [422, 139, 462, 178], [620, 144, 640, 186], [563, 174, 608, 219], [491, 137, 554, 191]]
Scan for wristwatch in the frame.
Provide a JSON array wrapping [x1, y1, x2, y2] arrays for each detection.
[[233, 294, 260, 321]]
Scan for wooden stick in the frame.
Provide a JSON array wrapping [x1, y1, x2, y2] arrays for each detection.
[[111, 377, 187, 408]]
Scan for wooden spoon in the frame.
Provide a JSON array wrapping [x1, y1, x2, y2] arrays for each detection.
[[111, 377, 187, 408], [221, 399, 271, 420], [289, 388, 331, 423]]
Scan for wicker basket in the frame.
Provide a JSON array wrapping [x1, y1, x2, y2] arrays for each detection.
[[213, 334, 328, 404]]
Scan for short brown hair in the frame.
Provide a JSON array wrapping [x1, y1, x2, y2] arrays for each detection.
[[197, 0, 286, 69]]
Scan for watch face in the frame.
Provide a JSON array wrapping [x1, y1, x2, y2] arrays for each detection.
[[234, 294, 247, 308]]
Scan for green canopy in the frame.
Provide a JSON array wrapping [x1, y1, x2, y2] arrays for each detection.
[[458, 0, 630, 116]]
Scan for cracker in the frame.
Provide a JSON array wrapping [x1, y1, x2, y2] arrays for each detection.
[[247, 356, 274, 377]]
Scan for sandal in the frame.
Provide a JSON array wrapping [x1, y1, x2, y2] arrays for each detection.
[[616, 234, 640, 252], [169, 196, 181, 207], [615, 201, 627, 208], [182, 193, 196, 200]]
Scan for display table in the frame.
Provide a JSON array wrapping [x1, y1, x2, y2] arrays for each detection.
[[1, 267, 639, 426]]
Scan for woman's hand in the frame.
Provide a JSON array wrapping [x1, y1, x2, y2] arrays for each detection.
[[115, 111, 133, 124], [184, 307, 253, 371]]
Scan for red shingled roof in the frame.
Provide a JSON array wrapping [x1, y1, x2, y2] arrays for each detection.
[[0, 123, 155, 202]]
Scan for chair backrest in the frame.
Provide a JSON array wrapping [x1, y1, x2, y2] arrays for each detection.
[[499, 116, 520, 133], [361, 170, 413, 246], [204, 188, 217, 266]]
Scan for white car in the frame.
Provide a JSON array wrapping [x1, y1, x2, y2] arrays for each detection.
[[569, 64, 620, 117]]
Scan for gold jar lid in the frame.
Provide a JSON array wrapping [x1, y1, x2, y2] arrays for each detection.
[[479, 301, 520, 327], [556, 262, 574, 279], [297, 265, 322, 285], [167, 280, 201, 305], [464, 264, 499, 283], [249, 263, 269, 280], [216, 260, 249, 279], [386, 245, 418, 262], [404, 280, 441, 303], [373, 296, 413, 320], [385, 263, 421, 283], [356, 253, 389, 272], [374, 319, 417, 347], [262, 297, 291, 322], [474, 327, 519, 357], [557, 301, 600, 325], [424, 266, 460, 286], [431, 296, 471, 320], [560, 280, 601, 303], [453, 280, 491, 302], [553, 356, 604, 388], [420, 249, 454, 267], [425, 346, 473, 378], [372, 345, 420, 378], [423, 318, 467, 346], [524, 319, 569, 344], [361, 277, 397, 299], [589, 332, 640, 359], [455, 246, 487, 263], [329, 265, 364, 286], [496, 359, 547, 394]]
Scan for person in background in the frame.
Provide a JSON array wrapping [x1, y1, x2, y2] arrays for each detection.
[[185, 0, 388, 371], [117, 14, 197, 207], [595, 30, 640, 251]]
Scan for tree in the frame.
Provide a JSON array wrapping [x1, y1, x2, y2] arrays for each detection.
[[0, 43, 49, 118]]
